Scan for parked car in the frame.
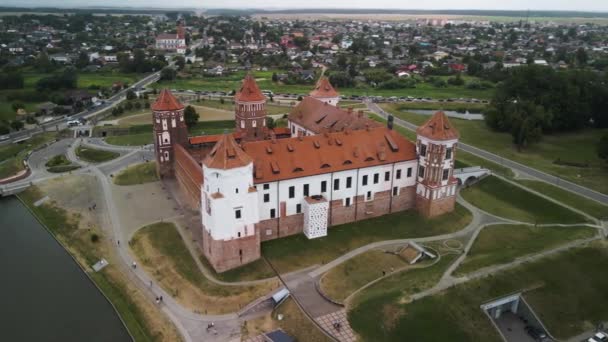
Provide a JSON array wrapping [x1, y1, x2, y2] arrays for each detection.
[[525, 326, 547, 341]]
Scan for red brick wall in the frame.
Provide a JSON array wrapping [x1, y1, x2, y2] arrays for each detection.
[[355, 190, 391, 220], [416, 194, 456, 218], [201, 225, 261, 273], [258, 218, 279, 241], [174, 144, 203, 210], [390, 186, 416, 213], [329, 198, 356, 226], [279, 213, 304, 238]]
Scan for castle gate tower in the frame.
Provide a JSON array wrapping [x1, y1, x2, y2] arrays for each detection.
[[235, 74, 267, 141], [415, 111, 460, 218], [152, 89, 188, 178]]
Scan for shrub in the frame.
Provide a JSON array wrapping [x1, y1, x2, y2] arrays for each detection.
[[90, 233, 100, 243]]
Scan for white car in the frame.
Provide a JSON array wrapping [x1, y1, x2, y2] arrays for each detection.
[[595, 332, 608, 341]]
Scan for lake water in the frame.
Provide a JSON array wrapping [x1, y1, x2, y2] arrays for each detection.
[[0, 196, 132, 342]]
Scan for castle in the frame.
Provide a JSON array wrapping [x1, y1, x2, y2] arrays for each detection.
[[152, 75, 460, 272]]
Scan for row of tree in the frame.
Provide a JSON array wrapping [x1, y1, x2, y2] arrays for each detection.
[[485, 65, 608, 149]]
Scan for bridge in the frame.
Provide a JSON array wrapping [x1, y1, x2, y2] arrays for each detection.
[[453, 166, 491, 186]]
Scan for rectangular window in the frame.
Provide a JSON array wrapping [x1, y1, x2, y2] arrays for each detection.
[[373, 173, 379, 184], [296, 204, 302, 213], [384, 171, 390, 181], [420, 144, 427, 156], [289, 186, 295, 198], [235, 209, 242, 219], [264, 193, 270, 203], [396, 169, 402, 179], [270, 208, 276, 218], [334, 178, 340, 191], [321, 181, 327, 192], [419, 165, 425, 178], [303, 184, 309, 197], [362, 175, 368, 186], [366, 191, 372, 200], [393, 187, 398, 196], [407, 167, 412, 177], [346, 176, 352, 188], [263, 184, 270, 190], [445, 147, 452, 160], [442, 169, 450, 181], [345, 197, 351, 207]]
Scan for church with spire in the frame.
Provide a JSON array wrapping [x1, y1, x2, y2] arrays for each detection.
[[151, 74, 460, 272]]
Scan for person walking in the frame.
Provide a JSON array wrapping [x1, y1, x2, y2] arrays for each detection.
[[132, 261, 137, 269]]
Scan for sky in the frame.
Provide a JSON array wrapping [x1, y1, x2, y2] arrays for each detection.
[[2, 0, 608, 12]]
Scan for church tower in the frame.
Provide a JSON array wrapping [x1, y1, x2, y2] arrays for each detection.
[[415, 111, 460, 218], [235, 74, 267, 142], [152, 89, 188, 178], [309, 76, 339, 106], [201, 134, 261, 272]]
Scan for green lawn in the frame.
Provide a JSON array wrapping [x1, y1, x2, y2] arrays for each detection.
[[76, 146, 119, 163], [113, 162, 158, 186], [350, 246, 608, 341], [263, 204, 472, 274], [320, 249, 414, 303], [44, 154, 80, 173], [390, 101, 487, 113], [456, 225, 597, 275], [105, 133, 152, 146], [461, 176, 588, 224], [381, 105, 608, 194], [23, 71, 140, 89], [517, 180, 608, 220]]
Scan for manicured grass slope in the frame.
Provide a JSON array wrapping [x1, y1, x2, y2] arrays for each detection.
[[518, 180, 608, 220], [76, 146, 119, 163], [461, 176, 588, 223], [113, 162, 158, 186], [456, 225, 596, 275], [263, 204, 471, 273], [351, 246, 608, 341]]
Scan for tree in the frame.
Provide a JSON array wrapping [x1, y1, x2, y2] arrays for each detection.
[[174, 56, 186, 70], [598, 133, 608, 162], [76, 51, 89, 69], [184, 105, 199, 130], [272, 72, 278, 82], [35, 52, 53, 72], [124, 101, 133, 111], [293, 36, 310, 50], [12, 102, 25, 112], [10, 120, 24, 131], [266, 116, 275, 129], [576, 48, 588, 66], [160, 67, 176, 81], [126, 90, 137, 101]]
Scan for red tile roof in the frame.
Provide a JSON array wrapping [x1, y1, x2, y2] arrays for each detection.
[[288, 96, 381, 134], [309, 76, 339, 98], [242, 127, 416, 183], [416, 111, 460, 141], [152, 89, 184, 111], [203, 134, 252, 170], [235, 74, 265, 102]]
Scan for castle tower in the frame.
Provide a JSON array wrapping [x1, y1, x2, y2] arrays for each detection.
[[235, 74, 267, 142], [309, 76, 339, 106], [415, 111, 460, 218], [201, 134, 261, 272], [152, 89, 188, 178]]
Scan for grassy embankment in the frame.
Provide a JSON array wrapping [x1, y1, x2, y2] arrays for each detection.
[[113, 162, 158, 186], [130, 222, 279, 314], [460, 176, 590, 224], [45, 154, 80, 173], [263, 203, 471, 274], [349, 245, 608, 341], [75, 146, 119, 163], [0, 132, 57, 178], [455, 224, 597, 275]]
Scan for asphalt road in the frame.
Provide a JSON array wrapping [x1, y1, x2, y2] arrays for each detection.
[[1, 72, 161, 145], [367, 101, 608, 205]]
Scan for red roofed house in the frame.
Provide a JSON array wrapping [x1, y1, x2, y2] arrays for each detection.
[[156, 22, 187, 54], [152, 76, 460, 272]]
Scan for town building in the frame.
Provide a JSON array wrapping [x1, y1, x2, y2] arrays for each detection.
[[155, 23, 187, 54], [152, 75, 460, 272]]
